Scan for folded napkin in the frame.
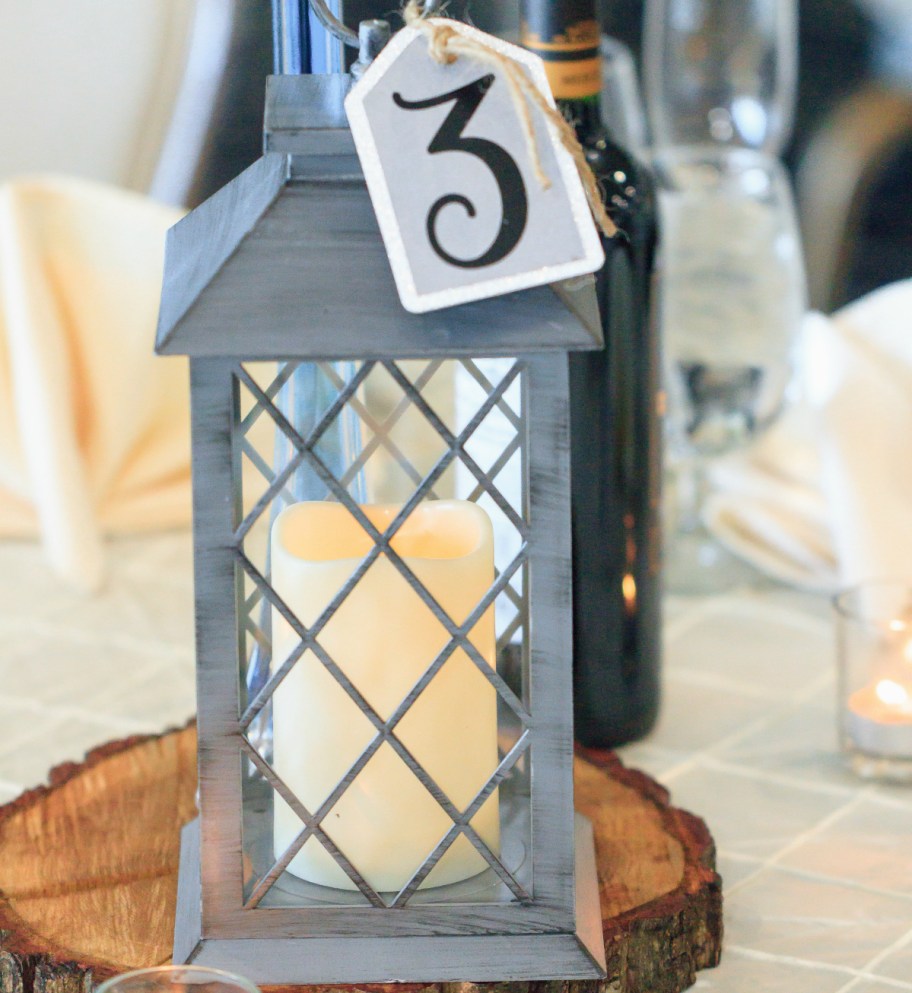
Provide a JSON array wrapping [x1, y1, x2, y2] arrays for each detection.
[[0, 176, 189, 592], [704, 279, 912, 591]]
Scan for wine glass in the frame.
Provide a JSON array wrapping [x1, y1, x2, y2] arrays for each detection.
[[643, 0, 803, 591], [655, 146, 806, 592], [95, 967, 259, 993], [643, 0, 798, 156]]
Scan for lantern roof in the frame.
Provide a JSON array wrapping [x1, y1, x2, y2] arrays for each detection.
[[155, 75, 603, 361]]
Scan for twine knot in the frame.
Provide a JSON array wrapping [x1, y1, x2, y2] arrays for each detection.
[[423, 20, 459, 63], [401, 0, 617, 239]]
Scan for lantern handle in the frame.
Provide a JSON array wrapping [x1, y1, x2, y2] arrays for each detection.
[[308, 0, 359, 48], [308, 0, 444, 50]]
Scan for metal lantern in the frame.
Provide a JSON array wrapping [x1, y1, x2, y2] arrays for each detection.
[[157, 73, 606, 985]]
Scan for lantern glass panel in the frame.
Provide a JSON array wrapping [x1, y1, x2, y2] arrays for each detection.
[[232, 358, 533, 912]]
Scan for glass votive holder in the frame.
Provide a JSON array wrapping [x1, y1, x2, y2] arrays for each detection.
[[835, 581, 912, 781], [95, 967, 260, 993]]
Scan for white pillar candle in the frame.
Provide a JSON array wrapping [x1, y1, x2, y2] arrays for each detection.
[[270, 500, 500, 893]]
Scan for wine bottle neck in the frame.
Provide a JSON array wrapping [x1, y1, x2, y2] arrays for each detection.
[[557, 95, 605, 145], [519, 0, 602, 116]]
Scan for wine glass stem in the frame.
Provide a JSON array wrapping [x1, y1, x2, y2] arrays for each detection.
[[675, 452, 709, 536]]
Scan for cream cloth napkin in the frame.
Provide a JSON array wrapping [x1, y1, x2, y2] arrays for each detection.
[[0, 175, 189, 592], [704, 279, 912, 591]]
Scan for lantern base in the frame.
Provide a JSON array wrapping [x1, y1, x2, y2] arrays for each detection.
[[173, 816, 607, 983]]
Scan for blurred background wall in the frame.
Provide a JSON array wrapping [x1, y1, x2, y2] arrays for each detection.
[[0, 0, 271, 209]]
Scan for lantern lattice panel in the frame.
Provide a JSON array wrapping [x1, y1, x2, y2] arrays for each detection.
[[232, 358, 534, 913]]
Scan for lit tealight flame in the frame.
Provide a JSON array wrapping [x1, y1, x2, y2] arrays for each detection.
[[875, 679, 910, 708], [622, 573, 637, 613], [889, 619, 907, 632]]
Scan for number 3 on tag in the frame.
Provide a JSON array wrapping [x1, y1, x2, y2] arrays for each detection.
[[345, 20, 605, 315]]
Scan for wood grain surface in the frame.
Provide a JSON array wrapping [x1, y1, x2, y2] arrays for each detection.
[[0, 726, 721, 993]]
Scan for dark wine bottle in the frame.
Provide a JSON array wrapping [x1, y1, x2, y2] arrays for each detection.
[[521, 0, 662, 748]]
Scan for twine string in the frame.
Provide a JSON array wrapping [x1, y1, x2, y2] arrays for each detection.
[[402, 0, 617, 238]]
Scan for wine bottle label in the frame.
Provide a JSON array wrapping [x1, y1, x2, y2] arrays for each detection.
[[520, 0, 600, 100]]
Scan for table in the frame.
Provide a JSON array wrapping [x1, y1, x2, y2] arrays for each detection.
[[1, 533, 911, 993]]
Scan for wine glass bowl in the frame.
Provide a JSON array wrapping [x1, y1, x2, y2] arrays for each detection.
[[644, 0, 798, 155]]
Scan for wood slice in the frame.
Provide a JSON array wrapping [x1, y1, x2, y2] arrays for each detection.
[[0, 726, 721, 993]]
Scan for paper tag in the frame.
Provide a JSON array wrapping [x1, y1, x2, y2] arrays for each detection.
[[344, 20, 605, 315]]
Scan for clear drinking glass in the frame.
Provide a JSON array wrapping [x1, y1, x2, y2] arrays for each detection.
[[656, 146, 806, 591], [95, 967, 260, 993], [643, 0, 798, 155], [835, 581, 912, 782]]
